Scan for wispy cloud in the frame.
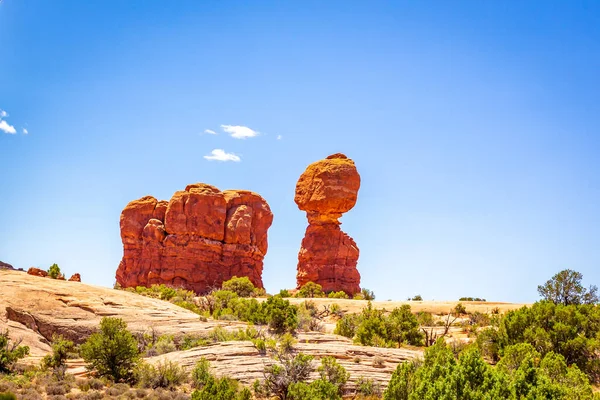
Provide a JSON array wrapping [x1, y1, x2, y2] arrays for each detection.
[[0, 120, 16, 134], [0, 110, 7, 118], [203, 149, 241, 162], [220, 124, 258, 139], [203, 129, 217, 135], [277, 135, 282, 140], [22, 128, 28, 135]]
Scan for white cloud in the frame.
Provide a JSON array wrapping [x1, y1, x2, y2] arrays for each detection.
[[203, 129, 217, 135], [0, 120, 16, 134], [277, 135, 282, 140], [22, 128, 28, 135], [220, 124, 258, 139], [203, 149, 241, 162], [0, 110, 7, 118]]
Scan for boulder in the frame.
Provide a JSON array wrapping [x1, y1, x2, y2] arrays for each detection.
[[27, 267, 48, 277]]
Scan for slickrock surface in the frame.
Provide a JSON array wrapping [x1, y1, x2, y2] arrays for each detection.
[[295, 153, 362, 295], [146, 332, 421, 391], [0, 270, 245, 357], [116, 183, 273, 294]]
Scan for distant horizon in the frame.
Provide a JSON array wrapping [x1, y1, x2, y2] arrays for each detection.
[[1, 1, 599, 303]]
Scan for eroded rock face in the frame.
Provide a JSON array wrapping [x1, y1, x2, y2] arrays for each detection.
[[295, 153, 361, 295], [68, 273, 81, 282], [27, 267, 48, 277], [116, 183, 273, 294]]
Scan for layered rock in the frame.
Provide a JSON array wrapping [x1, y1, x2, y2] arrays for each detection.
[[295, 153, 361, 295], [116, 183, 273, 294]]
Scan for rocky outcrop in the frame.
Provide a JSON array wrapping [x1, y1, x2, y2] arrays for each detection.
[[0, 261, 15, 270], [116, 183, 273, 294], [295, 154, 361, 295], [27, 267, 48, 277], [68, 273, 81, 282], [0, 269, 247, 356]]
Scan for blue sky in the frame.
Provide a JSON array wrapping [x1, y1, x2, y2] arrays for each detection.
[[1, 1, 599, 303]]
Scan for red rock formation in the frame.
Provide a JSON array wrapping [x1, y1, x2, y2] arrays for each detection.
[[295, 153, 361, 295], [68, 273, 81, 282], [115, 183, 273, 294], [27, 267, 48, 277]]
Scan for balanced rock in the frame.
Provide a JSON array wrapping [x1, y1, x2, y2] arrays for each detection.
[[115, 183, 273, 294], [295, 153, 361, 295]]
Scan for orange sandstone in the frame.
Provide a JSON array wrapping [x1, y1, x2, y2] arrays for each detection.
[[295, 153, 361, 295], [115, 183, 273, 294]]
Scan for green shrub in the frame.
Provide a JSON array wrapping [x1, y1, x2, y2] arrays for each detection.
[[41, 334, 74, 378], [453, 303, 467, 315], [296, 282, 325, 298], [222, 276, 257, 297], [334, 313, 360, 339], [0, 393, 16, 400], [257, 353, 314, 399], [327, 291, 349, 299], [459, 297, 486, 302], [317, 356, 349, 394], [356, 377, 381, 397], [191, 357, 212, 388], [190, 357, 250, 400], [263, 295, 298, 334], [482, 301, 600, 381], [383, 339, 596, 400], [287, 379, 341, 400], [48, 263, 61, 279], [410, 295, 423, 301], [191, 375, 251, 400], [335, 303, 423, 347], [0, 330, 30, 373], [135, 360, 187, 389], [278, 289, 291, 298], [361, 288, 376, 301], [79, 317, 140, 382], [180, 334, 210, 351]]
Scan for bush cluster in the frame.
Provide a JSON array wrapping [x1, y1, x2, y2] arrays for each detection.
[[335, 303, 423, 347], [384, 339, 597, 399], [191, 357, 251, 400], [476, 300, 600, 381], [459, 297, 486, 302]]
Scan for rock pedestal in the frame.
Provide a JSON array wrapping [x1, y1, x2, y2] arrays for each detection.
[[295, 153, 361, 295]]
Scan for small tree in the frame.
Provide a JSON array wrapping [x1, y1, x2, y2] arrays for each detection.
[[80, 317, 140, 382], [48, 263, 62, 279], [222, 276, 257, 297], [361, 288, 376, 301], [259, 353, 314, 399], [537, 269, 598, 305], [0, 330, 29, 373], [41, 334, 74, 378], [263, 295, 298, 334], [296, 282, 325, 298]]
